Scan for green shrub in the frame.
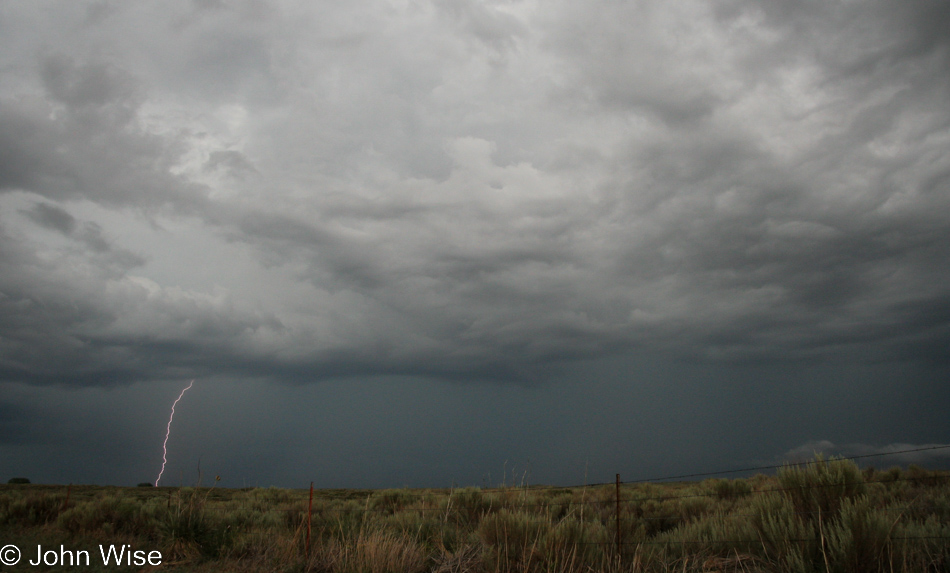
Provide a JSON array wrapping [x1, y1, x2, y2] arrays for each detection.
[[779, 455, 866, 520], [372, 488, 417, 514], [57, 495, 161, 538], [879, 467, 903, 482], [540, 517, 608, 568], [825, 495, 894, 573], [897, 516, 950, 571], [750, 491, 817, 572], [0, 492, 64, 526], [161, 489, 233, 558], [478, 509, 550, 571], [446, 487, 495, 526], [708, 478, 753, 500], [541, 492, 575, 521], [906, 464, 943, 488]]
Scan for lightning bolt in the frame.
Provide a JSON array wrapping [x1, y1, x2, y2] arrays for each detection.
[[155, 380, 194, 486]]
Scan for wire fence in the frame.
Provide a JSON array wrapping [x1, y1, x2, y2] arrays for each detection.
[[4, 446, 947, 571], [188, 442, 950, 509], [159, 444, 950, 564]]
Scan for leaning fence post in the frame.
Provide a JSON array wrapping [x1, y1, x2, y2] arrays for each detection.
[[616, 474, 622, 570]]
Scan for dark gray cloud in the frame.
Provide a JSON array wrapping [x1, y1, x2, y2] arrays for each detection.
[[0, 401, 31, 445], [0, 0, 946, 382], [0, 81, 203, 213], [22, 202, 77, 234], [42, 55, 140, 112], [0, 0, 947, 487]]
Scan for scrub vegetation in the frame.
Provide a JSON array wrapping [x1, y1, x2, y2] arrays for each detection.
[[1, 457, 948, 572]]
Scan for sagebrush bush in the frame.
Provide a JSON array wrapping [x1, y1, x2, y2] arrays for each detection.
[[708, 477, 753, 500], [57, 495, 161, 537], [373, 488, 418, 514], [750, 490, 817, 572], [0, 491, 65, 526], [778, 455, 867, 519], [478, 509, 550, 571], [825, 495, 895, 573], [446, 487, 496, 526], [161, 488, 234, 559]]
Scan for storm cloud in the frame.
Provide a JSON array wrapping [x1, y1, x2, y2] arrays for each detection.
[[1, 0, 948, 487]]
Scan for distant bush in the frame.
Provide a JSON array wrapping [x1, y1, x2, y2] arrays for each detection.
[[137, 482, 154, 487], [446, 487, 495, 525], [371, 488, 416, 514], [57, 495, 161, 537], [162, 488, 233, 559], [0, 492, 64, 526], [7, 477, 30, 484], [778, 455, 866, 519], [708, 477, 753, 500]]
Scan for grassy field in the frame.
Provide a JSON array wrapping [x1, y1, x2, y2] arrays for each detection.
[[1, 457, 948, 572]]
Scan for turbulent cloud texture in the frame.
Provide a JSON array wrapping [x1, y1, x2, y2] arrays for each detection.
[[1, 0, 949, 487], [2, 0, 947, 388]]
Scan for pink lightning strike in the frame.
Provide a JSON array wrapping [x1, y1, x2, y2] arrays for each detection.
[[155, 380, 194, 486]]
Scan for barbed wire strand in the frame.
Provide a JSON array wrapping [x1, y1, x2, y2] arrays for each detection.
[[197, 468, 950, 515]]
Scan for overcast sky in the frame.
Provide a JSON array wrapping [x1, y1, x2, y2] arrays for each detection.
[[2, 0, 949, 489]]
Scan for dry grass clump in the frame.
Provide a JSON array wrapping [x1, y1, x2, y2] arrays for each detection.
[[311, 529, 429, 573]]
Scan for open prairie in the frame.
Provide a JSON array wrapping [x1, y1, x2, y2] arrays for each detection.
[[1, 458, 948, 572]]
